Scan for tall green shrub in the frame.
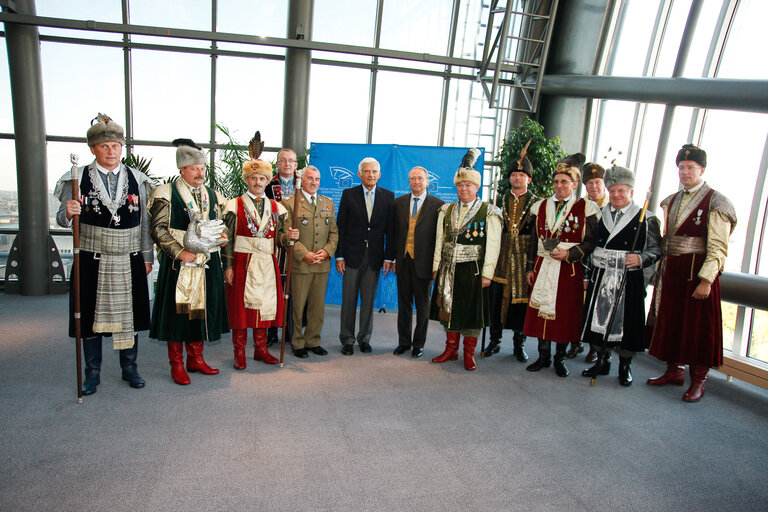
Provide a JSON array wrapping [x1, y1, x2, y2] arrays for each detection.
[[496, 117, 566, 200]]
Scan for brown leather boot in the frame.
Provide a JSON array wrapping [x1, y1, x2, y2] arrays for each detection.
[[682, 365, 709, 402], [232, 329, 247, 370], [168, 342, 190, 385], [432, 332, 460, 363], [647, 362, 685, 386], [253, 328, 279, 365], [463, 337, 478, 371], [186, 341, 219, 375]]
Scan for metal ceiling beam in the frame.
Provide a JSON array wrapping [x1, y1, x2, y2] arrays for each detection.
[[541, 75, 768, 114], [0, 11, 521, 72]]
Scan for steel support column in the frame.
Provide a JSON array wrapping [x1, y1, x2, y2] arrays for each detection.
[[283, 0, 314, 156], [3, 0, 50, 295], [648, 0, 704, 210]]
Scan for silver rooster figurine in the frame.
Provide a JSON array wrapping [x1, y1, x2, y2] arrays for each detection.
[[183, 210, 227, 260]]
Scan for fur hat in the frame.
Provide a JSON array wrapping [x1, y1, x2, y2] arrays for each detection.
[[242, 159, 273, 181], [676, 144, 707, 167], [553, 152, 585, 182], [173, 138, 207, 168], [604, 165, 634, 189], [582, 162, 605, 183], [454, 148, 482, 187], [86, 113, 125, 146]]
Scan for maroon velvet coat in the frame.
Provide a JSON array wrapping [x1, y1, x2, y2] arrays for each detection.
[[523, 198, 589, 344], [647, 189, 723, 368]]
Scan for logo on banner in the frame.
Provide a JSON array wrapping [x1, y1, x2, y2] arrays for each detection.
[[329, 167, 359, 189]]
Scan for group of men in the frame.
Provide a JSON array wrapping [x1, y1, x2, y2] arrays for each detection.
[[57, 113, 736, 403]]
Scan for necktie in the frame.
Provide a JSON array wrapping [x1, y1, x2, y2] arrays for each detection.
[[366, 190, 373, 220], [613, 209, 623, 223], [458, 203, 469, 225], [412, 197, 420, 218], [257, 198, 264, 217], [108, 171, 118, 199], [556, 200, 565, 215], [310, 195, 316, 213]]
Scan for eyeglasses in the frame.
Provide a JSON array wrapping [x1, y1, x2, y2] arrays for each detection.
[[678, 164, 701, 171], [278, 159, 297, 164]]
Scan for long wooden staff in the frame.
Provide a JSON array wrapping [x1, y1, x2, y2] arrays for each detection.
[[590, 188, 651, 386], [70, 154, 83, 404], [279, 169, 303, 367]]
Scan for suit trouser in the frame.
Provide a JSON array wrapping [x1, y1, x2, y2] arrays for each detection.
[[291, 271, 329, 349], [396, 254, 432, 349], [339, 250, 380, 346]]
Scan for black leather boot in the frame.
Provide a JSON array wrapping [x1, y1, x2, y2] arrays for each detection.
[[554, 344, 569, 377], [512, 332, 528, 362], [483, 337, 502, 357], [582, 350, 611, 377], [266, 326, 278, 347], [526, 339, 551, 372], [82, 336, 102, 396], [618, 356, 633, 387], [566, 341, 584, 359], [119, 336, 145, 389]]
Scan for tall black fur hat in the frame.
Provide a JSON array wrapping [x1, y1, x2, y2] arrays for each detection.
[[676, 144, 707, 167]]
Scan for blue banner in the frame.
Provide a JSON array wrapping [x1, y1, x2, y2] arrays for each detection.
[[308, 143, 485, 308]]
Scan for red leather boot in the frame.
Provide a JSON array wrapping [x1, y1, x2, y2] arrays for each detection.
[[232, 329, 247, 370], [647, 362, 685, 386], [186, 341, 219, 375], [682, 365, 709, 402], [432, 332, 460, 363], [463, 337, 478, 371], [168, 342, 190, 385], [253, 328, 279, 365]]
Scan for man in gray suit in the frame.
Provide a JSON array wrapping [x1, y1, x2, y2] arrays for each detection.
[[336, 157, 396, 355], [393, 167, 445, 358]]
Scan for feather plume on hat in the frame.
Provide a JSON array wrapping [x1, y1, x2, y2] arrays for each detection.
[[514, 139, 533, 176], [454, 148, 482, 187], [248, 131, 264, 160], [242, 131, 272, 181]]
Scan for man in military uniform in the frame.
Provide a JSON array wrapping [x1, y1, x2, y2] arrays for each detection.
[[523, 153, 600, 378], [280, 166, 338, 358], [430, 149, 502, 371], [393, 166, 444, 358], [222, 158, 297, 369], [581, 166, 661, 386], [265, 148, 299, 346], [485, 151, 538, 362], [567, 161, 607, 362], [149, 139, 229, 385], [646, 144, 736, 402], [55, 113, 152, 395]]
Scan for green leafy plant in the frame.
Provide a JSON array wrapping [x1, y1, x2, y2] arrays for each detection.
[[209, 124, 249, 198], [208, 124, 312, 198], [122, 153, 163, 185], [496, 117, 566, 200]]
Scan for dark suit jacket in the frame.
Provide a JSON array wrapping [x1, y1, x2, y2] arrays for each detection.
[[394, 193, 445, 280], [336, 185, 395, 271]]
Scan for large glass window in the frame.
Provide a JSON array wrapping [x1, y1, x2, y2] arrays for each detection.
[[0, 38, 13, 133], [40, 43, 124, 137], [313, 0, 378, 47], [371, 71, 442, 146], [131, 50, 211, 143], [215, 56, 284, 146], [308, 64, 369, 145], [379, 0, 452, 56], [218, 0, 288, 39]]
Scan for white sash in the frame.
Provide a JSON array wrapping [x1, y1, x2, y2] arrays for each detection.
[[529, 240, 577, 320]]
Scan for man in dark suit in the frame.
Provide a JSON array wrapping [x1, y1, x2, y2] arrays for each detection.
[[336, 157, 395, 355], [393, 167, 445, 358]]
